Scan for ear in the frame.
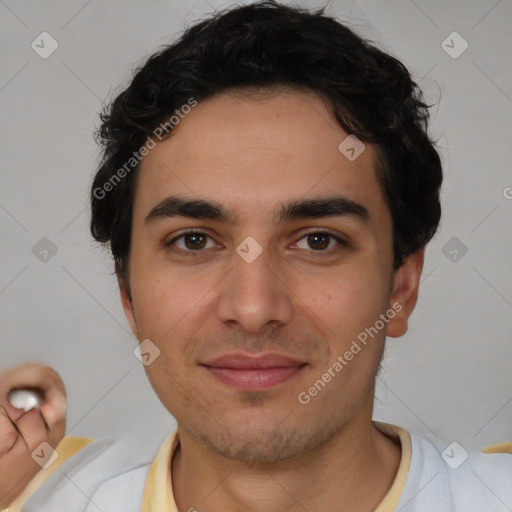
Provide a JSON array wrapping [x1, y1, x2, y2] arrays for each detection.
[[119, 279, 139, 338], [386, 248, 424, 338]]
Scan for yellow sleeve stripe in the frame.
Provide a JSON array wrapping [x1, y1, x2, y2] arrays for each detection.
[[3, 436, 94, 512], [482, 442, 512, 454]]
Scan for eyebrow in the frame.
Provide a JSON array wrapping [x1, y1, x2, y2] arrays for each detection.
[[145, 195, 369, 225]]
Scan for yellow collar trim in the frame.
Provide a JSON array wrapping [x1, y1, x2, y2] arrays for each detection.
[[373, 421, 412, 512], [140, 429, 180, 511], [140, 421, 412, 512]]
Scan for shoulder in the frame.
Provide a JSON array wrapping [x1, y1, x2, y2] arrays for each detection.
[[84, 463, 152, 512], [398, 429, 512, 511], [21, 436, 154, 512]]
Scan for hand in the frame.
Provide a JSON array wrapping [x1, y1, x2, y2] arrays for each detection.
[[0, 364, 67, 508]]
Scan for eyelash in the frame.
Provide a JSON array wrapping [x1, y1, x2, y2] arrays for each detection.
[[165, 230, 348, 256]]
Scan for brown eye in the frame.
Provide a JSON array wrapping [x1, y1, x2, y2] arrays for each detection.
[[167, 231, 215, 252], [306, 233, 330, 250], [183, 233, 207, 250], [295, 232, 345, 252]]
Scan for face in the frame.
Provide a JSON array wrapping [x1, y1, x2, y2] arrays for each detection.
[[121, 89, 422, 464]]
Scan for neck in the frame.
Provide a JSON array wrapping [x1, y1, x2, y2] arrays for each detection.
[[171, 410, 401, 512]]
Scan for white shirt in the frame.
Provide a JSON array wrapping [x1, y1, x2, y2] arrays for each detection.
[[7, 421, 512, 512]]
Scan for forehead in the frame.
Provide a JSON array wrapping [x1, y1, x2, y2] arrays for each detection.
[[134, 89, 388, 226]]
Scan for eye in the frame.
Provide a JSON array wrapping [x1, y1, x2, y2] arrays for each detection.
[[293, 231, 346, 253], [166, 231, 218, 253], [166, 230, 347, 255]]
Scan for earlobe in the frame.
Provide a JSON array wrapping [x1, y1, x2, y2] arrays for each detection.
[[386, 249, 424, 338]]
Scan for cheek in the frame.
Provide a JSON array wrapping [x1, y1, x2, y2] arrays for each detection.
[[128, 242, 234, 372], [130, 263, 216, 346], [297, 266, 387, 335]]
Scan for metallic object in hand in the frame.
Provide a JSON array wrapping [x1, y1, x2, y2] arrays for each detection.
[[8, 388, 44, 412]]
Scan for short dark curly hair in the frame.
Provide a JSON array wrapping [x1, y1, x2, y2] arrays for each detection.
[[90, 0, 442, 295]]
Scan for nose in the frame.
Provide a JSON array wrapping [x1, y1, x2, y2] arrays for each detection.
[[215, 243, 294, 335]]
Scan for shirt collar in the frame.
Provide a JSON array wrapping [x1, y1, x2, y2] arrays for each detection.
[[140, 421, 412, 511]]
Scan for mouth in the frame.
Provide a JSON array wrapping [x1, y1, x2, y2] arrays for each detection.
[[200, 352, 308, 391]]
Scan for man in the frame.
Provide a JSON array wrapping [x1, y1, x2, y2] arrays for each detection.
[[1, 1, 511, 510]]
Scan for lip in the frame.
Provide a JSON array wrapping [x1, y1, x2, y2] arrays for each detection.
[[201, 352, 307, 391], [202, 352, 307, 369]]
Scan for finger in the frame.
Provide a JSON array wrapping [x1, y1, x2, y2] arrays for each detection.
[[14, 408, 51, 452], [0, 364, 67, 441], [36, 407, 56, 447], [0, 364, 67, 402], [0, 399, 27, 424], [39, 387, 66, 440], [0, 411, 45, 509], [0, 406, 19, 456]]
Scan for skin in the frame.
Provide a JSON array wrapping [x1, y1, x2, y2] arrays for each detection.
[[121, 88, 424, 512], [0, 364, 66, 507]]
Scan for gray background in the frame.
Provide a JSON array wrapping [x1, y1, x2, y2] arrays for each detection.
[[1, 0, 511, 459]]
